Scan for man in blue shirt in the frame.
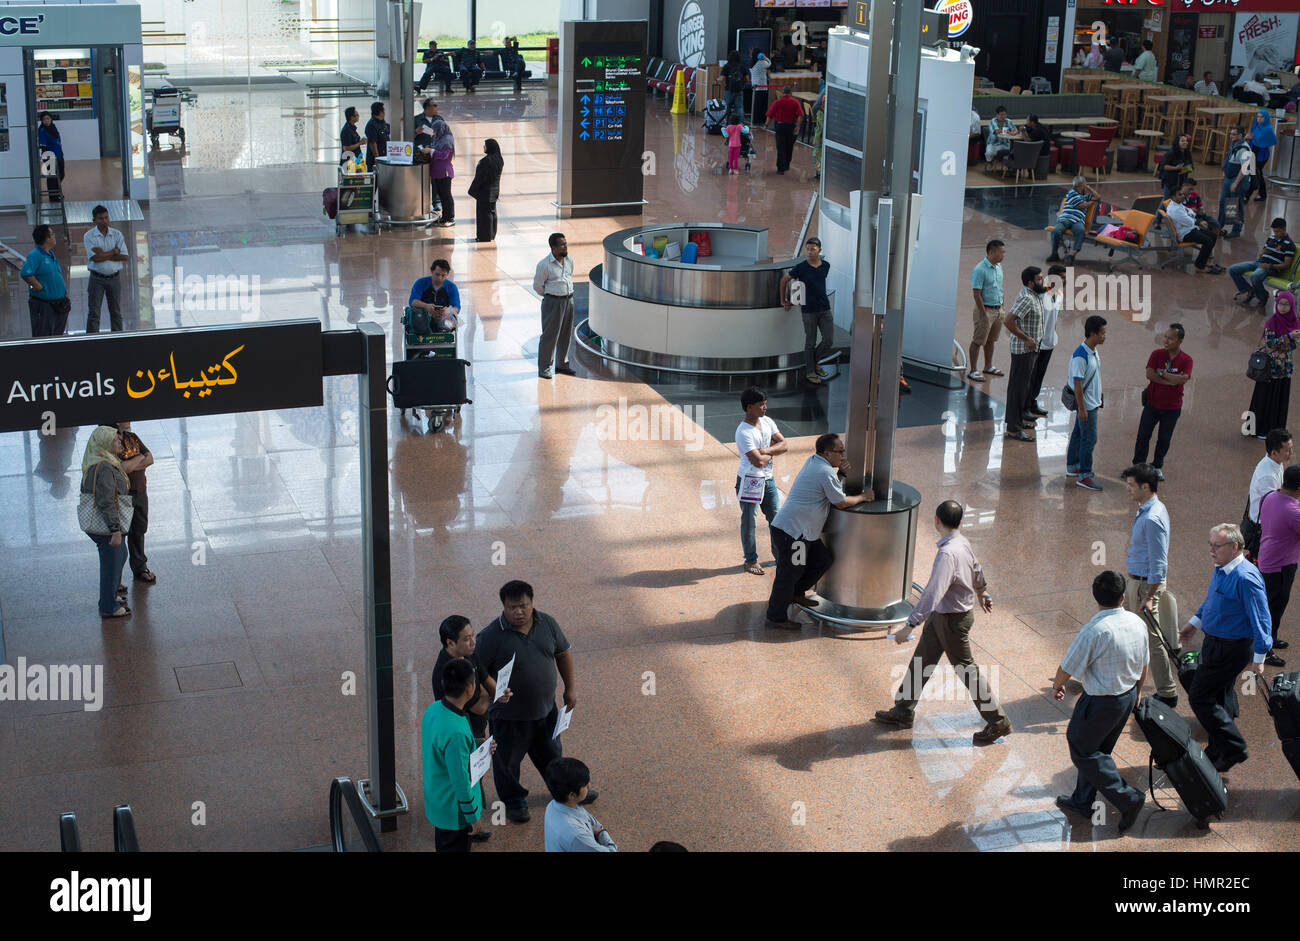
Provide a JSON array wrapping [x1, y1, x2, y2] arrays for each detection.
[[765, 433, 873, 629], [19, 224, 68, 337], [408, 259, 461, 344], [1121, 463, 1178, 707], [543, 757, 617, 852], [968, 239, 1006, 383], [1068, 315, 1107, 491], [1179, 523, 1271, 774], [781, 238, 833, 386]]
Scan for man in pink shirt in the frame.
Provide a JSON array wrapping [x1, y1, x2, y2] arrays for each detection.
[[1257, 463, 1300, 667], [873, 500, 1010, 745]]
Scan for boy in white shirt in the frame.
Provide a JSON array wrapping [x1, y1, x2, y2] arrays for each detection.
[[1024, 263, 1067, 419], [735, 386, 786, 575]]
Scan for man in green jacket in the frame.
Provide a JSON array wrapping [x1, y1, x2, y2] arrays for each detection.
[[422, 658, 491, 851]]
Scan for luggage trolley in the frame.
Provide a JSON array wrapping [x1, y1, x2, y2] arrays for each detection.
[[148, 87, 185, 148], [335, 166, 376, 232], [388, 306, 472, 433]]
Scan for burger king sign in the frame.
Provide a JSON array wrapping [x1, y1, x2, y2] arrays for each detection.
[[934, 0, 973, 39]]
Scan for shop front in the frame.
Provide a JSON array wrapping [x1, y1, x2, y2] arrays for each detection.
[[0, 3, 147, 210]]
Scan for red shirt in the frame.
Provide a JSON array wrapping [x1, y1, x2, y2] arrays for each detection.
[[766, 95, 803, 124], [1144, 348, 1193, 410]]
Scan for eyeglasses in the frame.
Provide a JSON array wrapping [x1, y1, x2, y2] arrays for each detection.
[[1208, 541, 1233, 550]]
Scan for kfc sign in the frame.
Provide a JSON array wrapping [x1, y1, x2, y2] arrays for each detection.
[[934, 0, 973, 38]]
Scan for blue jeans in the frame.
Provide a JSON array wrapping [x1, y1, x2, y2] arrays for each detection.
[[736, 475, 780, 564], [88, 532, 127, 615], [1228, 261, 1270, 301], [1217, 176, 1252, 235], [1066, 408, 1099, 477], [723, 89, 743, 122], [1051, 218, 1085, 255]]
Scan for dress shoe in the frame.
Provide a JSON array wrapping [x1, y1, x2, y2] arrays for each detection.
[[556, 365, 577, 376], [505, 806, 531, 823], [1055, 795, 1091, 818], [1266, 653, 1287, 667], [765, 618, 802, 631], [538, 371, 553, 379], [1118, 794, 1145, 832], [470, 830, 492, 843], [972, 719, 1012, 745], [1154, 693, 1178, 708], [1275, 639, 1289, 650], [580, 789, 598, 805], [1027, 405, 1049, 417], [1211, 752, 1247, 774], [873, 708, 913, 729]]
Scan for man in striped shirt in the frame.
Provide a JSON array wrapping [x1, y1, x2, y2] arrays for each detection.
[[1047, 176, 1099, 265], [875, 500, 1011, 745], [1229, 217, 1295, 306]]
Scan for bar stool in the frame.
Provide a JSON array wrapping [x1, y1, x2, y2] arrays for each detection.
[[1116, 88, 1141, 136], [1104, 86, 1120, 121], [1191, 108, 1213, 155], [1157, 100, 1187, 141]]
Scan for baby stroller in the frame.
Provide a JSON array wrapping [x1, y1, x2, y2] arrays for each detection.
[[703, 98, 727, 135], [738, 128, 756, 171]]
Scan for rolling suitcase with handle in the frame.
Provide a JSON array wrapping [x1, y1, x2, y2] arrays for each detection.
[[1134, 695, 1228, 828], [1262, 671, 1300, 783]]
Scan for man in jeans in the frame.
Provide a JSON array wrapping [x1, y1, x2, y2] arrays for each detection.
[[84, 205, 128, 333], [1068, 315, 1107, 491], [1132, 324, 1192, 480], [1046, 176, 1098, 265], [968, 239, 1006, 383], [735, 387, 786, 575], [1218, 125, 1256, 239], [873, 500, 1010, 746], [781, 238, 832, 385], [1229, 217, 1294, 306], [1002, 266, 1046, 443], [765, 434, 872, 630]]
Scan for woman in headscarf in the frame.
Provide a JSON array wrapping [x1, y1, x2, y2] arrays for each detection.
[[1157, 133, 1194, 199], [78, 425, 132, 618], [430, 112, 456, 228], [1248, 108, 1278, 202], [37, 112, 64, 201], [468, 139, 503, 242], [1250, 290, 1300, 435]]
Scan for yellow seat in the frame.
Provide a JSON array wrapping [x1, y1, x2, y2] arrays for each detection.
[[1094, 209, 1158, 271]]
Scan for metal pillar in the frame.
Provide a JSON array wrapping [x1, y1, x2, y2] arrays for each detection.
[[388, 1, 418, 143], [357, 322, 399, 831]]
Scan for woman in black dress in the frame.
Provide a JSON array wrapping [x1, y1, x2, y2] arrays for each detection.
[[468, 139, 503, 243], [1156, 134, 1193, 199], [1250, 290, 1300, 435]]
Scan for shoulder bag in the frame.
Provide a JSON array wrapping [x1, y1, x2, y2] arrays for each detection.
[[77, 465, 133, 536], [1248, 347, 1271, 382], [1061, 352, 1096, 412]]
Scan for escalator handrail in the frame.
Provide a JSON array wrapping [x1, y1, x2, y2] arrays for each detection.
[[112, 804, 140, 852], [59, 812, 81, 852], [329, 777, 382, 852]]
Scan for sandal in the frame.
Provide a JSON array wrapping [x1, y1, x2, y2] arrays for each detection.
[[744, 562, 766, 575], [101, 604, 131, 619], [134, 569, 157, 584], [1205, 264, 1225, 274], [985, 366, 1005, 376]]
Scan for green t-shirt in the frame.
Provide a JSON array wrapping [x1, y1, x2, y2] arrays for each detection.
[[421, 699, 483, 831]]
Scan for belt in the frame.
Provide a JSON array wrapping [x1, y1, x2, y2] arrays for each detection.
[[90, 270, 119, 277], [545, 293, 573, 299]]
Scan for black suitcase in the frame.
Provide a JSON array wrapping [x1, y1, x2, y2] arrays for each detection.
[[1263, 671, 1300, 783], [1134, 695, 1228, 827], [387, 357, 471, 410]]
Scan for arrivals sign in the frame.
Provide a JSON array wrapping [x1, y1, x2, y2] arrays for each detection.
[[0, 320, 323, 432]]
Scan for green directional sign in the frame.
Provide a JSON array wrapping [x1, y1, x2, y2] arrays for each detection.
[[581, 56, 592, 66]]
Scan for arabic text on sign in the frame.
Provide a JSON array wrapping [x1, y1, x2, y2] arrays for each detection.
[[126, 345, 244, 400]]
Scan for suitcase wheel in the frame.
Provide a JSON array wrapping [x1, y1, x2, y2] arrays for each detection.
[[1196, 817, 1210, 830], [428, 413, 445, 433]]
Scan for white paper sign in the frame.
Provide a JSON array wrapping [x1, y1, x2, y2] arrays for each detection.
[[386, 141, 414, 165], [495, 654, 515, 702], [469, 736, 493, 787], [739, 472, 766, 503], [552, 705, 573, 739]]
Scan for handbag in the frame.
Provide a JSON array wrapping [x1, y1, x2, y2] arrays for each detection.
[[1248, 348, 1271, 382], [77, 467, 133, 536]]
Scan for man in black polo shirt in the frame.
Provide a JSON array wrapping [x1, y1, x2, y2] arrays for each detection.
[[780, 238, 833, 386], [1021, 114, 1051, 158], [475, 580, 594, 822], [432, 614, 510, 744]]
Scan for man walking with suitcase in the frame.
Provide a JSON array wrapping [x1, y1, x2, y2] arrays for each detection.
[[1179, 524, 1272, 774], [1053, 571, 1149, 832], [1122, 463, 1179, 707]]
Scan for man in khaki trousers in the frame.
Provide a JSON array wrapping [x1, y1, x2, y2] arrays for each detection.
[[1122, 464, 1180, 705]]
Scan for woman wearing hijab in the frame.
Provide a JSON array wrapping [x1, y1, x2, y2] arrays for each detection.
[[1157, 134, 1194, 198], [78, 426, 132, 618], [37, 112, 64, 201], [468, 139, 503, 242], [1250, 291, 1300, 434], [430, 112, 456, 228], [1248, 109, 1278, 202]]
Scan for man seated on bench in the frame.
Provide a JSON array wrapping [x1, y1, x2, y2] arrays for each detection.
[[1166, 186, 1225, 275], [1230, 216, 1295, 306], [418, 41, 455, 94], [458, 42, 484, 92], [501, 38, 528, 92], [1047, 176, 1101, 265]]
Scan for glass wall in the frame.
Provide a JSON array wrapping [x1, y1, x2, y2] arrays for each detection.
[[420, 0, 471, 51], [475, 0, 561, 68]]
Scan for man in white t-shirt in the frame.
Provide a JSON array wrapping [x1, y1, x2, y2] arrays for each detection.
[[736, 386, 786, 575], [1024, 263, 1066, 420]]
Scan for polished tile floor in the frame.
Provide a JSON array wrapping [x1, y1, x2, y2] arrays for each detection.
[[1, 83, 1298, 852]]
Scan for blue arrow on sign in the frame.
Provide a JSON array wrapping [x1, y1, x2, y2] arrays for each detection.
[[579, 130, 590, 140], [580, 120, 589, 130], [579, 94, 590, 105], [581, 107, 590, 117]]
